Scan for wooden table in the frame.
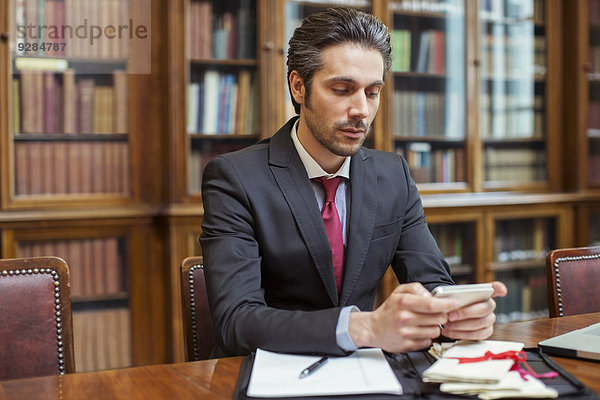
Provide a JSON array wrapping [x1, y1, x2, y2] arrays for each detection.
[[0, 313, 598, 399], [490, 312, 600, 394]]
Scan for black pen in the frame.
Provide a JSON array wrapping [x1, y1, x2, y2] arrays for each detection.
[[298, 356, 329, 379]]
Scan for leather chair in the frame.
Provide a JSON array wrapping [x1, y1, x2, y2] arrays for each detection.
[[546, 246, 600, 317], [180, 256, 216, 361], [0, 256, 75, 380]]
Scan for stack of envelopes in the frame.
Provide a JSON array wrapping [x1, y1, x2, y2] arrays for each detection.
[[422, 340, 558, 399]]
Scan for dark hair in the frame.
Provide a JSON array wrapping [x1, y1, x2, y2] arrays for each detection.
[[286, 6, 392, 114]]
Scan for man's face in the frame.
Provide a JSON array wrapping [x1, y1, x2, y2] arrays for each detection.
[[298, 43, 384, 160]]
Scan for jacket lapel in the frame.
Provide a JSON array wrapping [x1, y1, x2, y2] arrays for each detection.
[[268, 118, 339, 305], [340, 148, 377, 305]]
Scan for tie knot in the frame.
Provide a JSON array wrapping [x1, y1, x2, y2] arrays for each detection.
[[315, 177, 341, 203]]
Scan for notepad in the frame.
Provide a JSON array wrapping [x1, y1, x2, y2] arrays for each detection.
[[246, 348, 403, 398]]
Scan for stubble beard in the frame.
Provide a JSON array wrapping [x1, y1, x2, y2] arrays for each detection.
[[303, 99, 370, 158]]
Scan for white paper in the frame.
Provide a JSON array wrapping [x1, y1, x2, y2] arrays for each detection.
[[441, 371, 558, 398], [247, 348, 403, 398], [422, 340, 525, 384], [442, 340, 524, 358]]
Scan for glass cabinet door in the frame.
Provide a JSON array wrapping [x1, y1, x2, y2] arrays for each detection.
[[8, 0, 150, 205], [479, 0, 547, 188], [491, 216, 555, 322], [186, 0, 260, 195], [389, 0, 466, 187], [428, 221, 476, 283]]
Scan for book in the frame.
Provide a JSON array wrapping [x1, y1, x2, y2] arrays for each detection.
[[63, 69, 78, 134], [235, 70, 251, 134], [14, 142, 29, 195], [202, 70, 220, 134], [43, 72, 59, 134], [12, 79, 21, 134], [54, 142, 69, 194], [113, 70, 128, 133], [78, 79, 95, 133]]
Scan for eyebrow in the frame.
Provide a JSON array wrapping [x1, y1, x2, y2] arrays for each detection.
[[327, 76, 385, 87]]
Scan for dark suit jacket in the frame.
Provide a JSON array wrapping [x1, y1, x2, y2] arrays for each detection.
[[200, 117, 453, 357]]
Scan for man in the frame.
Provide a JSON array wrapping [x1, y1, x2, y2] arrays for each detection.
[[200, 6, 507, 358]]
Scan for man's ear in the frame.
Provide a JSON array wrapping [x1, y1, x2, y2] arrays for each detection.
[[289, 70, 305, 106]]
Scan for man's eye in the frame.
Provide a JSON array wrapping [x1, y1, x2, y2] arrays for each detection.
[[366, 89, 381, 98], [333, 88, 348, 94]]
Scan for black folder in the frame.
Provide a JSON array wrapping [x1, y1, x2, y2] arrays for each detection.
[[234, 348, 599, 400]]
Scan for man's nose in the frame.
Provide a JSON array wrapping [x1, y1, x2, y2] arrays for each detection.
[[349, 92, 369, 119]]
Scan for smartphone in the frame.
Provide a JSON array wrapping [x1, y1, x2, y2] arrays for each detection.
[[431, 283, 494, 308]]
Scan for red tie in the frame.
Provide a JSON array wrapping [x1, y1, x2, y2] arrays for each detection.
[[314, 177, 344, 295]]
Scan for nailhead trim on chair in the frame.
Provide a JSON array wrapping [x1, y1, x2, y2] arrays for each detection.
[[553, 253, 600, 317], [187, 264, 201, 360], [0, 267, 66, 375]]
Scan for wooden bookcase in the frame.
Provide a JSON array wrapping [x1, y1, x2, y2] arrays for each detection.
[[2, 0, 600, 366], [0, 0, 169, 372], [563, 0, 600, 191], [163, 0, 600, 360]]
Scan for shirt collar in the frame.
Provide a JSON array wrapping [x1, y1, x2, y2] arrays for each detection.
[[291, 121, 351, 180]]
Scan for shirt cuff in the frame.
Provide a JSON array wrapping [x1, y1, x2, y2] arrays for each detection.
[[336, 305, 360, 352]]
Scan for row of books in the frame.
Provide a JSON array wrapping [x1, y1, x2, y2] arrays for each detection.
[[480, 0, 545, 21], [15, 0, 130, 59], [392, 90, 463, 138], [494, 218, 551, 263], [17, 237, 126, 297], [481, 33, 546, 78], [398, 144, 466, 184], [495, 274, 549, 323], [187, 69, 258, 135], [428, 224, 467, 268], [14, 141, 130, 195], [480, 93, 544, 139], [391, 29, 445, 74], [390, 0, 461, 14], [188, 142, 249, 193], [15, 69, 128, 134], [73, 308, 131, 372], [484, 148, 546, 183], [187, 0, 256, 60]]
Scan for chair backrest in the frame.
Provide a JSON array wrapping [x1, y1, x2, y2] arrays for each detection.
[[546, 246, 600, 317], [0, 256, 75, 380], [180, 256, 216, 361]]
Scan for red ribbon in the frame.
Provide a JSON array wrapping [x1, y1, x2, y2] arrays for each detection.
[[448, 350, 526, 364], [447, 350, 559, 381]]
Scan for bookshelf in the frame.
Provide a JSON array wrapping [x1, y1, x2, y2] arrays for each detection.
[[0, 0, 167, 373], [386, 0, 468, 189], [483, 205, 573, 323], [5, 0, 140, 208], [185, 0, 261, 197]]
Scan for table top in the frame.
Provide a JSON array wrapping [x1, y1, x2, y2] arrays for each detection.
[[0, 313, 598, 399]]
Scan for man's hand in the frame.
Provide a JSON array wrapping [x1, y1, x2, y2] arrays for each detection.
[[348, 282, 460, 353], [440, 281, 508, 341]]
